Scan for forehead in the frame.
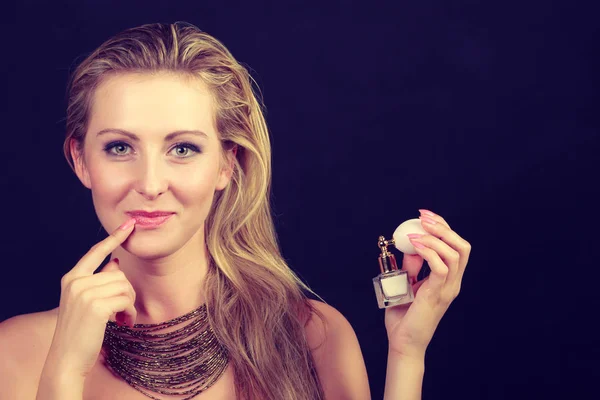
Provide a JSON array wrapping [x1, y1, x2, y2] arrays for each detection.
[[87, 72, 217, 139]]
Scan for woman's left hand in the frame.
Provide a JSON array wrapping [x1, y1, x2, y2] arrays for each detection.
[[384, 209, 472, 360]]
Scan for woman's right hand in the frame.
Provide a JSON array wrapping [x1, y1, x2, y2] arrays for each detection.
[[43, 217, 138, 382]]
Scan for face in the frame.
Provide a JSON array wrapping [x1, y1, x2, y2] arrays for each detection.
[[72, 72, 233, 259]]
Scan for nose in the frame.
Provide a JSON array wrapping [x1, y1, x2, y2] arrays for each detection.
[[134, 155, 169, 200]]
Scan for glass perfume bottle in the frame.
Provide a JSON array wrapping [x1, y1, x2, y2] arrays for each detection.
[[373, 235, 414, 309]]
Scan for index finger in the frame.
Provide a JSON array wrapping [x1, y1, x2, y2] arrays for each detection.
[[71, 218, 136, 277]]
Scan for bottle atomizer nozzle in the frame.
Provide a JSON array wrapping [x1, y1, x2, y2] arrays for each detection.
[[377, 236, 398, 274]]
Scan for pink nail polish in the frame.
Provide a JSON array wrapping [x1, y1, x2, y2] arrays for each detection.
[[420, 216, 438, 225], [419, 209, 436, 217], [119, 218, 136, 230], [409, 238, 426, 249], [406, 233, 423, 239]]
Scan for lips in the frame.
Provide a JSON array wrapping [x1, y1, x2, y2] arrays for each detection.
[[127, 211, 174, 218], [126, 211, 175, 229]]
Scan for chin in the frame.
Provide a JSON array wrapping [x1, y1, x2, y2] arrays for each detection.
[[120, 232, 180, 260]]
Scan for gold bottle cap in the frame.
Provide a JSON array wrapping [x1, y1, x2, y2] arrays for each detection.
[[378, 235, 399, 274]]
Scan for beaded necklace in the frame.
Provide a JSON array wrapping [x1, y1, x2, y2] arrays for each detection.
[[103, 303, 229, 400]]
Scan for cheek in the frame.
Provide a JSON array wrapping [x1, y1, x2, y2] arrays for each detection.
[[88, 162, 130, 203], [172, 167, 219, 206]]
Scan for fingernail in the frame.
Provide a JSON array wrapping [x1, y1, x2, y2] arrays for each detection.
[[420, 216, 438, 225], [113, 258, 119, 264], [419, 209, 436, 217], [409, 238, 426, 249], [119, 218, 136, 230], [406, 233, 424, 239]]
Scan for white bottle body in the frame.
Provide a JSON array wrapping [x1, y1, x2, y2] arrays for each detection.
[[373, 270, 414, 309]]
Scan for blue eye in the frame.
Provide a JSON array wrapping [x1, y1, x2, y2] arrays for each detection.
[[104, 141, 131, 156], [102, 141, 201, 158], [170, 142, 201, 158]]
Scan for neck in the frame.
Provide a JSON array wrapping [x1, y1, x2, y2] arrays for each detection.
[[110, 228, 209, 324]]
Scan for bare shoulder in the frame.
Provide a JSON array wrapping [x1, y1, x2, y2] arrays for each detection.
[[304, 299, 351, 348], [305, 299, 371, 399], [0, 307, 59, 398], [0, 307, 58, 354]]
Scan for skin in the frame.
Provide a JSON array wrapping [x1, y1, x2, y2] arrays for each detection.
[[71, 72, 235, 325]]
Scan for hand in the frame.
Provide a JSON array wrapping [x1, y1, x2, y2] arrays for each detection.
[[384, 209, 471, 359], [44, 218, 138, 381]]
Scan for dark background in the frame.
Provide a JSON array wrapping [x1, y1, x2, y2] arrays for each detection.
[[1, 1, 598, 399]]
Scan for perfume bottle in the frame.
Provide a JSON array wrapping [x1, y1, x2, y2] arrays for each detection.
[[373, 235, 414, 309]]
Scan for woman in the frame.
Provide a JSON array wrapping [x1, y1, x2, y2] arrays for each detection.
[[0, 22, 471, 399]]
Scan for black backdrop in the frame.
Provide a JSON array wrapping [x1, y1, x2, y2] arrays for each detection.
[[1, 1, 597, 399]]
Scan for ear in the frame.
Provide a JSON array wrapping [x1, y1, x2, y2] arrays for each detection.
[[70, 138, 92, 189], [215, 145, 238, 191]]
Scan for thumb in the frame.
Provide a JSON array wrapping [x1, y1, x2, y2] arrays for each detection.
[[401, 253, 424, 283], [100, 257, 120, 273]]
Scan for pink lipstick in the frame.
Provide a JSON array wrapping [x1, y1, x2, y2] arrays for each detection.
[[126, 211, 174, 229]]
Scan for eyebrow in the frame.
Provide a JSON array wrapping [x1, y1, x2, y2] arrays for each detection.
[[95, 128, 209, 141]]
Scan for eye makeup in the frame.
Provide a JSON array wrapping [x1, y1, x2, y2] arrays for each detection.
[[102, 140, 202, 158]]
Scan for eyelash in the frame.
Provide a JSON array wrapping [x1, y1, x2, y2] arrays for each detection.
[[103, 141, 202, 158]]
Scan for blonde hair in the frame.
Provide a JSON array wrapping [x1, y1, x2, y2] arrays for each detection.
[[63, 22, 327, 399]]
